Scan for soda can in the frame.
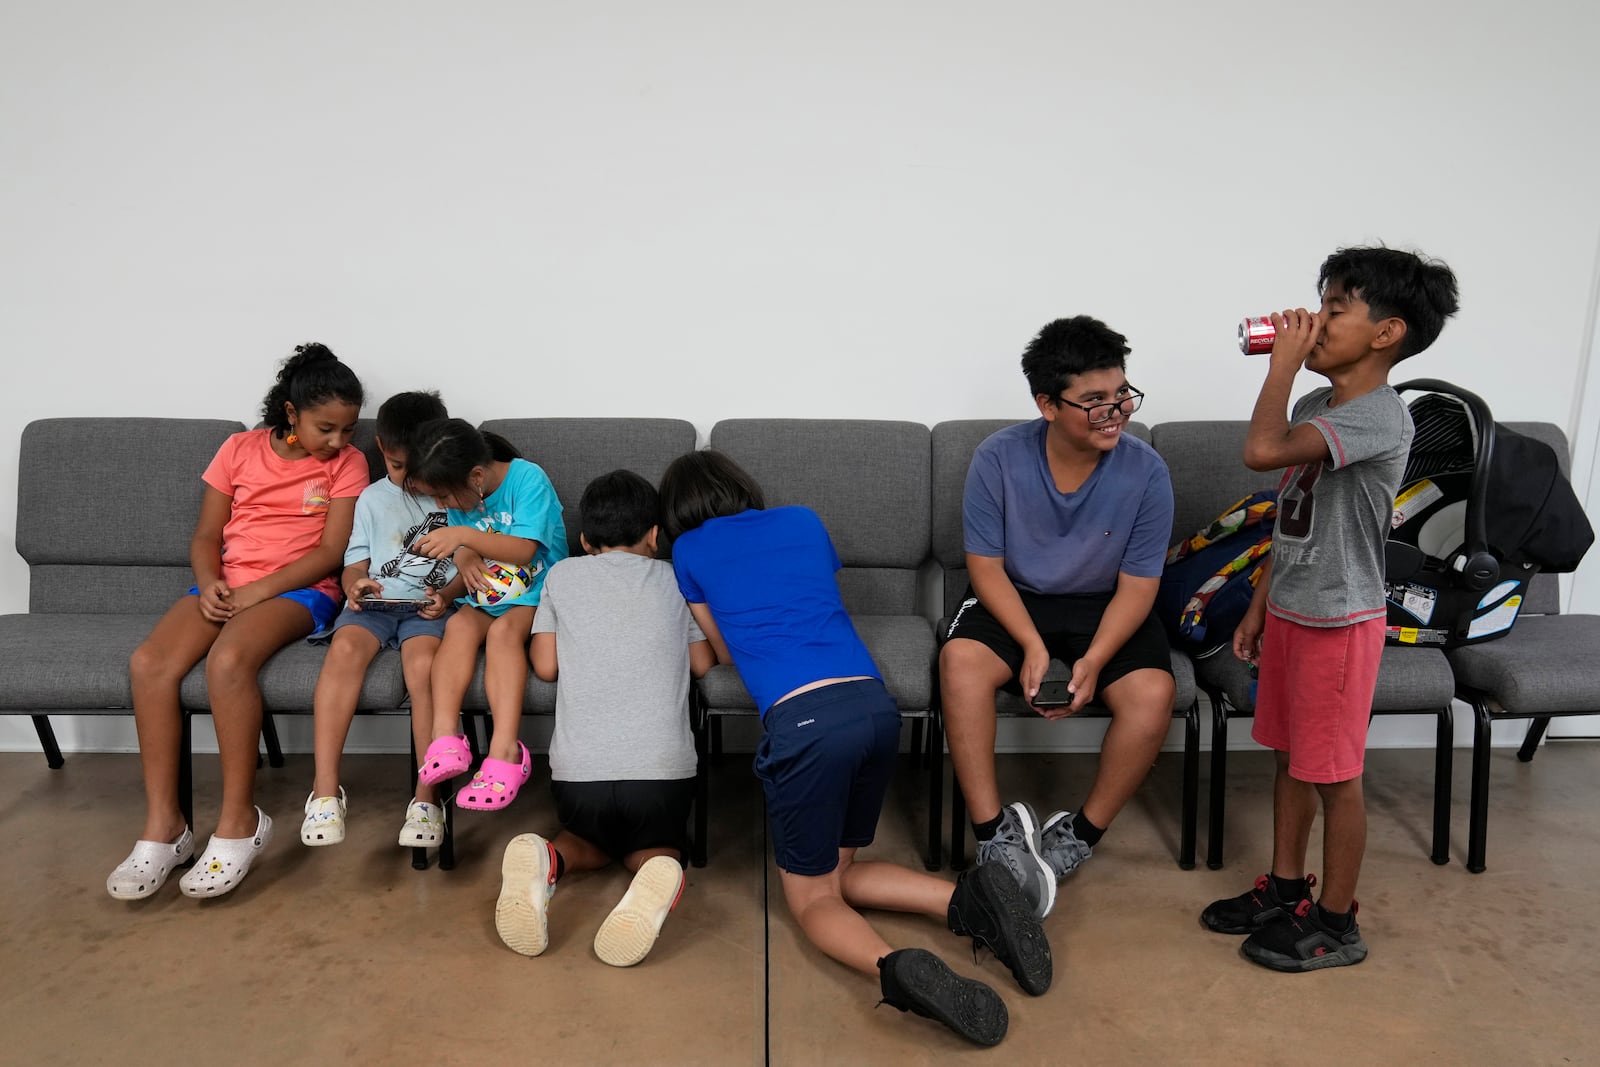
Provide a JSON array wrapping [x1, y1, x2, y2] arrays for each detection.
[[1238, 316, 1274, 355]]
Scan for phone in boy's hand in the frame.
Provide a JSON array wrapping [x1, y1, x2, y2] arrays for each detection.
[[359, 596, 431, 613], [1031, 679, 1074, 709]]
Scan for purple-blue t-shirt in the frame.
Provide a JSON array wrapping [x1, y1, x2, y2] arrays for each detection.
[[963, 420, 1174, 596], [672, 506, 882, 716]]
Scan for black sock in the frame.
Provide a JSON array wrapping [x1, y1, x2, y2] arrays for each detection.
[[1317, 903, 1353, 932], [1269, 873, 1307, 902], [554, 850, 566, 882], [1071, 811, 1104, 848], [973, 814, 1003, 842]]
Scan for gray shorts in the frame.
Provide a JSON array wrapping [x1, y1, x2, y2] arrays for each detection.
[[309, 604, 451, 649]]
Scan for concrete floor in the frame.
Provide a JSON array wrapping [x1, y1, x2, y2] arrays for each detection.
[[4, 739, 1598, 1065]]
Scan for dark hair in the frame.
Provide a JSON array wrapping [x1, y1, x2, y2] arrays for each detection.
[[405, 418, 522, 496], [260, 342, 364, 435], [375, 391, 449, 456], [1318, 246, 1460, 362], [658, 450, 765, 541], [580, 470, 660, 550], [1019, 316, 1130, 398]]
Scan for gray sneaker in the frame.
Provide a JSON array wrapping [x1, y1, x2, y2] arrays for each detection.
[[974, 802, 1055, 920], [1038, 810, 1093, 880]]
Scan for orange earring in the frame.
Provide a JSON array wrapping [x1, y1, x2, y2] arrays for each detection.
[[286, 428, 299, 446]]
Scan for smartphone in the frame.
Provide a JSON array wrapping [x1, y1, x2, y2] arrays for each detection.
[[359, 596, 431, 613], [1032, 680, 1073, 708]]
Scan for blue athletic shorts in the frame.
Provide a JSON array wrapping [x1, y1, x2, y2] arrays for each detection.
[[309, 604, 450, 648], [187, 585, 340, 635], [754, 678, 901, 877]]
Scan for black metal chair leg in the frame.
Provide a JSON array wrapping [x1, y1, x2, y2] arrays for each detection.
[[950, 781, 969, 871], [438, 794, 456, 871], [1431, 704, 1453, 865], [408, 735, 430, 870], [1180, 700, 1199, 870], [710, 717, 724, 762], [1206, 698, 1231, 870], [261, 713, 285, 768], [462, 714, 483, 763], [909, 718, 925, 772], [178, 712, 195, 831], [691, 694, 710, 868], [924, 711, 943, 871], [1467, 701, 1492, 873], [32, 715, 65, 769], [1517, 717, 1550, 763]]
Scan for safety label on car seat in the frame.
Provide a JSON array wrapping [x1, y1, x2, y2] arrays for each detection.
[[1387, 626, 1448, 645], [1392, 479, 1444, 528], [1468, 595, 1522, 640], [1400, 584, 1437, 624]]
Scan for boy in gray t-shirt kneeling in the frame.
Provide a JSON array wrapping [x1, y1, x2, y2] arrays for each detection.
[[495, 470, 714, 966]]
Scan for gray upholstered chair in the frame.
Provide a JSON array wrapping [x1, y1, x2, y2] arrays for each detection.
[[1441, 422, 1599, 872], [1152, 420, 1457, 870], [930, 419, 1202, 871], [698, 419, 943, 870]]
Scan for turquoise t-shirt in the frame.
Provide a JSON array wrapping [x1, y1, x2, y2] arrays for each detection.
[[447, 458, 567, 615]]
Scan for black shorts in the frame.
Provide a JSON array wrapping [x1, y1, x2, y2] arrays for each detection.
[[549, 778, 695, 863], [942, 587, 1172, 691]]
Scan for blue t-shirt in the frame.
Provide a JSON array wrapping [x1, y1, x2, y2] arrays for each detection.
[[672, 506, 881, 716], [963, 420, 1174, 596], [447, 458, 567, 613], [348, 477, 457, 598]]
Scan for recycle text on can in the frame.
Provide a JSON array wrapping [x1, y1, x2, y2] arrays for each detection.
[[1238, 316, 1275, 355]]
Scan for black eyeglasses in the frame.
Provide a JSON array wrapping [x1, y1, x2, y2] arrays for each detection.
[[1055, 389, 1144, 425]]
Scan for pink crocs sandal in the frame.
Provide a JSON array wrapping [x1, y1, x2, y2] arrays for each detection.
[[456, 742, 532, 810], [418, 733, 473, 786]]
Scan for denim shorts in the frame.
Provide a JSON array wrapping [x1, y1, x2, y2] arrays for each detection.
[[310, 604, 451, 649], [754, 678, 901, 877], [187, 585, 339, 635]]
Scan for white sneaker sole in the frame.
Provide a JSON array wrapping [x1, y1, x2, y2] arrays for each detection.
[[594, 856, 684, 967], [495, 834, 554, 956]]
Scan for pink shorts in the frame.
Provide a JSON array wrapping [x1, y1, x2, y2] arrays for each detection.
[[1250, 614, 1384, 783]]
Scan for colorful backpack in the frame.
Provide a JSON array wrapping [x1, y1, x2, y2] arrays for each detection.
[[1157, 491, 1277, 659]]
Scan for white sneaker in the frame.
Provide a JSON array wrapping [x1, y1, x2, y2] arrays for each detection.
[[106, 829, 194, 899], [594, 855, 684, 967], [496, 833, 557, 956], [300, 789, 348, 846], [397, 799, 444, 847], [179, 808, 273, 899]]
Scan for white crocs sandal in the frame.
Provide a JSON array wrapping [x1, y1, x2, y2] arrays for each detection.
[[300, 788, 348, 846], [398, 799, 444, 847], [593, 855, 684, 967], [180, 808, 274, 898], [106, 829, 194, 900]]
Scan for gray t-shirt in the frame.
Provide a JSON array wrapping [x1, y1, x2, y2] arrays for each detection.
[[1267, 385, 1413, 628], [531, 551, 706, 782]]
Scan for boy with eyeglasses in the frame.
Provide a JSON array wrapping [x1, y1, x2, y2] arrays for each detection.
[[940, 315, 1176, 919], [1200, 247, 1458, 971]]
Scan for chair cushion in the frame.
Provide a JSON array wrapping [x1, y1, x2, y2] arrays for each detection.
[[1196, 642, 1455, 712], [180, 641, 407, 712], [1446, 614, 1600, 714], [697, 615, 936, 714]]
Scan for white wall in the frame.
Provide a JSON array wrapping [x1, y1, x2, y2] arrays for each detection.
[[4, 1, 1598, 754]]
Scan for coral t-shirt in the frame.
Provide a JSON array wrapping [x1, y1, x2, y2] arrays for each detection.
[[202, 429, 370, 599]]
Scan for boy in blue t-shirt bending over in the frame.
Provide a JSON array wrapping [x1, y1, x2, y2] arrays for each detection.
[[941, 315, 1176, 920]]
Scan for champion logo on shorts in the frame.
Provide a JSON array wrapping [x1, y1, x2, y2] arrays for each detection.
[[795, 718, 816, 728], [946, 597, 979, 639]]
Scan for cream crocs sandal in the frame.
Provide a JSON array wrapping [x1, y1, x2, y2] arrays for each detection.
[[593, 855, 684, 967], [300, 788, 348, 846], [106, 829, 195, 900], [398, 799, 444, 847], [180, 808, 273, 898]]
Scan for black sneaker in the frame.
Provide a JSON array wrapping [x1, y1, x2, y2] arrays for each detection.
[[878, 948, 1008, 1047], [1240, 899, 1368, 972], [948, 862, 1053, 996], [1199, 873, 1316, 935]]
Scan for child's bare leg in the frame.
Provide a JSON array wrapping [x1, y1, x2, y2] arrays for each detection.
[[429, 607, 491, 742], [207, 599, 314, 837], [1271, 750, 1318, 880], [1079, 668, 1175, 828], [1315, 776, 1366, 912], [483, 606, 535, 762], [621, 847, 680, 874], [129, 596, 221, 841], [552, 830, 611, 874], [780, 851, 895, 976], [838, 856, 954, 920], [311, 625, 381, 798], [400, 634, 443, 803]]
